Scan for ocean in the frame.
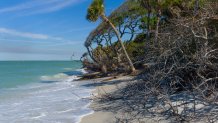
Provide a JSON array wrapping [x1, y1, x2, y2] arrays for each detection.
[[0, 61, 94, 123]]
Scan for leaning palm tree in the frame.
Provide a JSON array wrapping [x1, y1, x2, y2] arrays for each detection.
[[86, 0, 136, 72]]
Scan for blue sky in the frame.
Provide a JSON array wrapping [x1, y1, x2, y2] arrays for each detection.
[[0, 0, 124, 61]]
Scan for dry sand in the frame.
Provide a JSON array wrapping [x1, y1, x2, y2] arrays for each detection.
[[79, 76, 173, 123], [79, 112, 115, 123], [79, 75, 216, 123], [80, 76, 133, 123]]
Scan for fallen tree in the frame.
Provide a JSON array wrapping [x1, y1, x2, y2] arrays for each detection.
[[88, 1, 218, 122]]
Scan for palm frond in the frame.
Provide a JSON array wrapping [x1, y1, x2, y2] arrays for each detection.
[[86, 0, 105, 22]]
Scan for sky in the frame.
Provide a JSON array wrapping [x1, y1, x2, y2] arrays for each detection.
[[0, 0, 124, 61]]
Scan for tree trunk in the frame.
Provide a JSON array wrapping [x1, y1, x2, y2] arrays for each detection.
[[101, 14, 136, 72], [101, 64, 107, 74], [146, 11, 151, 49], [154, 10, 161, 48], [86, 46, 98, 63], [194, 0, 199, 16]]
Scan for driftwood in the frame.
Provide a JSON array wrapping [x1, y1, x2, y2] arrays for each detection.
[[80, 72, 102, 79]]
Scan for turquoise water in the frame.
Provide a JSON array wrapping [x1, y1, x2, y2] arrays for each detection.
[[0, 61, 81, 89], [0, 61, 94, 123]]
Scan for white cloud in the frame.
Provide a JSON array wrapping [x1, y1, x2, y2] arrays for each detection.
[[29, 0, 83, 15], [0, 27, 63, 40], [0, 38, 73, 45], [0, 28, 47, 39], [0, 1, 57, 13], [0, 27, 83, 48], [0, 0, 85, 15]]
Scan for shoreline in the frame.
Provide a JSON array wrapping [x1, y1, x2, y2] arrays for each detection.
[[79, 75, 133, 123], [0, 67, 94, 123], [76, 110, 94, 123]]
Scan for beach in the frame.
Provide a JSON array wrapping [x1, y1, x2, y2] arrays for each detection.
[[0, 0, 217, 122], [79, 75, 217, 123], [0, 61, 215, 123], [0, 61, 134, 123], [80, 76, 133, 123], [79, 76, 167, 123]]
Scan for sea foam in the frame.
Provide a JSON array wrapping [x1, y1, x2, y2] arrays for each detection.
[[40, 73, 69, 81], [0, 69, 94, 123]]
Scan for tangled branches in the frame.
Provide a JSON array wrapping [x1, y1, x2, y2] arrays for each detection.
[[93, 3, 218, 123]]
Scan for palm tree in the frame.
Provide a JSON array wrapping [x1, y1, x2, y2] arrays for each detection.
[[86, 0, 136, 72]]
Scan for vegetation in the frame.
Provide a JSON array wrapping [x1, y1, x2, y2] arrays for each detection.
[[82, 0, 218, 122], [86, 0, 136, 73]]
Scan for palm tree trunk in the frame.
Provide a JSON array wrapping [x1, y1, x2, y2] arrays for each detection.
[[101, 14, 136, 72]]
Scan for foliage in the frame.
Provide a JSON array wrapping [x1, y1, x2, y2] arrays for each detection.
[[81, 0, 218, 122], [86, 0, 104, 22]]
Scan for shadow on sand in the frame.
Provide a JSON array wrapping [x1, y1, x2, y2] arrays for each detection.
[[85, 79, 218, 123]]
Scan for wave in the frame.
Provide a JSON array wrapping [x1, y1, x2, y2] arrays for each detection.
[[64, 75, 80, 82], [76, 68, 88, 74], [30, 113, 46, 119], [40, 73, 69, 81], [63, 68, 73, 71], [0, 67, 93, 123], [0, 77, 94, 123], [40, 68, 86, 82]]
